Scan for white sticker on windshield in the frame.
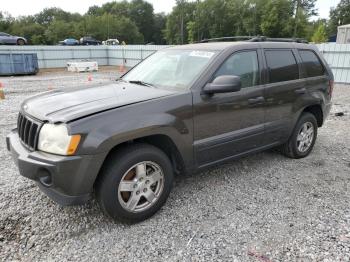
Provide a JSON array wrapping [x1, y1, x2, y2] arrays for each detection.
[[189, 51, 215, 58]]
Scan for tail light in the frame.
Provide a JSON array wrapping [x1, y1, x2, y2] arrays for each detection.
[[328, 80, 334, 98]]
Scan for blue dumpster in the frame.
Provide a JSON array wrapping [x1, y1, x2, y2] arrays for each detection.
[[0, 53, 39, 76]]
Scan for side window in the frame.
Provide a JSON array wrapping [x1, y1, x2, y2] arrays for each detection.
[[299, 50, 325, 77], [265, 50, 299, 83], [215, 51, 259, 88]]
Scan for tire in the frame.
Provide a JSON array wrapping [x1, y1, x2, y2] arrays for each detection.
[[17, 39, 25, 45], [280, 112, 318, 159], [96, 144, 174, 223]]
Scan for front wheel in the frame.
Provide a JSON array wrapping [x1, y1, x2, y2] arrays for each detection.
[[280, 112, 318, 159], [17, 39, 25, 45], [96, 144, 174, 223]]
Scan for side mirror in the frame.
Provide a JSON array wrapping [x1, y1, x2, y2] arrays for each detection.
[[202, 75, 241, 95]]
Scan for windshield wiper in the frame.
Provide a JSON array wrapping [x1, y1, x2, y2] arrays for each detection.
[[128, 80, 156, 88]]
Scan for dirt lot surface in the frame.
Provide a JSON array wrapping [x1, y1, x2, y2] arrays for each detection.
[[0, 70, 349, 261]]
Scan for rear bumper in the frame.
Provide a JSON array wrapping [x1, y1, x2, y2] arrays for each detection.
[[323, 102, 332, 124], [6, 130, 106, 206]]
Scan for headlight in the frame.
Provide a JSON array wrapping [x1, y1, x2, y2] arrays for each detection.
[[38, 124, 81, 155]]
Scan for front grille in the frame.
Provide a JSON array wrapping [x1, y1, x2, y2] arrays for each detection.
[[17, 112, 42, 150]]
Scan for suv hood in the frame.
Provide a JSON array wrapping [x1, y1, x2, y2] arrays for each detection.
[[22, 82, 178, 123]]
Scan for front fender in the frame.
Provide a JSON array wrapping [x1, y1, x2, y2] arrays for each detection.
[[68, 93, 194, 168], [96, 113, 189, 153]]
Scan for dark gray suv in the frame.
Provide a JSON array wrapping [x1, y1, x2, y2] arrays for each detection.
[[7, 39, 333, 222]]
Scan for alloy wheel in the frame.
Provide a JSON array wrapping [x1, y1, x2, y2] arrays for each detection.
[[117, 161, 164, 213], [296, 122, 314, 153]]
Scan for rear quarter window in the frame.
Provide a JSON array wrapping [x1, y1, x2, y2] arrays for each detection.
[[299, 50, 325, 77], [265, 50, 299, 83]]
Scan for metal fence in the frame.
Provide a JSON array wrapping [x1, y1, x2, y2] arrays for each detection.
[[0, 45, 168, 69], [0, 44, 349, 84], [316, 44, 350, 84]]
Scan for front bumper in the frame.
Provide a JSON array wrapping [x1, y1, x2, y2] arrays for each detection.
[[6, 130, 106, 206]]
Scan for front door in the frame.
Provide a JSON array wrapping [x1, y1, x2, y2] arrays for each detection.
[[193, 50, 266, 167]]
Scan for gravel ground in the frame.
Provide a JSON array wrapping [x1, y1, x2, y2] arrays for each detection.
[[0, 70, 350, 261]]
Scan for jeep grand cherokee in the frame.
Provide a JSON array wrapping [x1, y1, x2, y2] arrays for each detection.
[[7, 39, 333, 222]]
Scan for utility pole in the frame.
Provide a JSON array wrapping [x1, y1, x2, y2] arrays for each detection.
[[180, 2, 184, 44], [293, 0, 301, 37], [181, 13, 184, 44], [196, 0, 200, 42], [107, 13, 110, 39]]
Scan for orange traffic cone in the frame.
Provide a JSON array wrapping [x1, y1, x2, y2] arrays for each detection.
[[118, 64, 126, 74], [0, 82, 5, 100]]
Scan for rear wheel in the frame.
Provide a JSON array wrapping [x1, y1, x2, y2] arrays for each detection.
[[280, 112, 318, 159], [17, 39, 25, 45], [96, 144, 174, 223]]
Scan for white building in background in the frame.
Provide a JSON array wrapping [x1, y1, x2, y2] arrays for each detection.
[[337, 24, 350, 44]]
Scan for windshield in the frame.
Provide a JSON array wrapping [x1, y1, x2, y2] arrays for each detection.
[[123, 49, 217, 90]]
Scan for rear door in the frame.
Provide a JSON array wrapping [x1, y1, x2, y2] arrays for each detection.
[[193, 49, 266, 167], [298, 49, 330, 98], [262, 48, 306, 144]]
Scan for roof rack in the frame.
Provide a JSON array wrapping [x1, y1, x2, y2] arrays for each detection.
[[249, 36, 309, 43], [199, 36, 308, 44], [200, 36, 255, 43]]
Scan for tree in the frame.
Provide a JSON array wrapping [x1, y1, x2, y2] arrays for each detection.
[[168, 0, 317, 43], [311, 23, 327, 43], [87, 5, 103, 16], [261, 0, 294, 37], [44, 20, 77, 44], [329, 0, 350, 34], [35, 8, 75, 25], [304, 18, 327, 41], [164, 0, 196, 44], [292, 0, 317, 37], [0, 11, 14, 32], [11, 21, 46, 44], [84, 0, 158, 43], [107, 16, 144, 44], [129, 0, 155, 43], [0, 0, 330, 45], [79, 14, 143, 44], [153, 13, 167, 44], [103, 1, 129, 17]]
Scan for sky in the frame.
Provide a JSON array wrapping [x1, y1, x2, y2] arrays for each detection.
[[0, 0, 341, 19], [313, 0, 341, 20]]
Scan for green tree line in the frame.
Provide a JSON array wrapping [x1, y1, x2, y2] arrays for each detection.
[[0, 0, 349, 45]]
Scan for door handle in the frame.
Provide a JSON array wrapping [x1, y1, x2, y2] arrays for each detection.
[[248, 96, 265, 105], [295, 88, 307, 94]]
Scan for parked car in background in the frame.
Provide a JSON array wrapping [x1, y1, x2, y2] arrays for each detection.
[[102, 39, 119, 46], [59, 38, 79, 46], [80, 36, 102, 46], [0, 32, 27, 45]]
